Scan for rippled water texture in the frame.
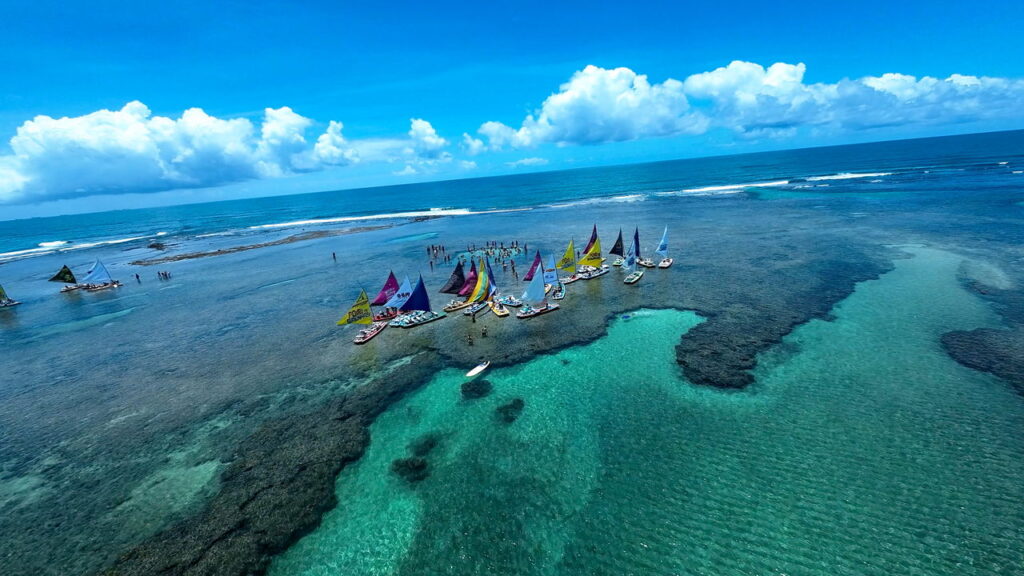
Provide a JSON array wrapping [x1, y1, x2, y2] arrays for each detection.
[[271, 247, 1024, 575]]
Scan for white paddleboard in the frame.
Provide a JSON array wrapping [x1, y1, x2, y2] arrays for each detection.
[[466, 361, 490, 378]]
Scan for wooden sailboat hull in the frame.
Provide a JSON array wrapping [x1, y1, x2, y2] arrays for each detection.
[[443, 300, 474, 312], [658, 258, 673, 268], [488, 301, 509, 317], [353, 322, 388, 344], [516, 303, 560, 319], [624, 270, 644, 284]]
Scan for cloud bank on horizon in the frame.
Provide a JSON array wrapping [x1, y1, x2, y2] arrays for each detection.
[[1, 60, 1022, 205]]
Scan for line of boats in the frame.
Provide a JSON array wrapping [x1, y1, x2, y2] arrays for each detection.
[[338, 224, 674, 344], [0, 259, 123, 309]]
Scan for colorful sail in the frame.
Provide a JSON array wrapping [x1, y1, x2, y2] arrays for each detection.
[[486, 259, 499, 299], [438, 262, 465, 294], [81, 260, 113, 285], [634, 227, 642, 260], [468, 258, 491, 302], [372, 271, 400, 305], [557, 239, 576, 272], [609, 229, 625, 257], [579, 237, 603, 268], [400, 275, 432, 312], [583, 224, 598, 255], [523, 250, 543, 281], [49, 265, 77, 284], [385, 276, 414, 308], [337, 290, 373, 325], [458, 261, 478, 296], [522, 266, 547, 303], [543, 254, 558, 285], [655, 226, 669, 257]]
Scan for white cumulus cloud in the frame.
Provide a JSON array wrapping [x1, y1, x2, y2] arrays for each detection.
[[506, 157, 549, 168]]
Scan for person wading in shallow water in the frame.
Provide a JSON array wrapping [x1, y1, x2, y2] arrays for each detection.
[[332, 252, 337, 262], [481, 326, 488, 338]]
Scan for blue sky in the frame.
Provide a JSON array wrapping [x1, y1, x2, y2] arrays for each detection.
[[1, 0, 1023, 219]]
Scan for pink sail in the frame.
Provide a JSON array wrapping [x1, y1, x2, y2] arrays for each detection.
[[371, 271, 400, 306], [458, 261, 478, 296], [523, 251, 543, 281]]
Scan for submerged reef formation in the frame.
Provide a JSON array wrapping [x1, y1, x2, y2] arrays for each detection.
[[461, 378, 493, 399], [496, 398, 525, 424]]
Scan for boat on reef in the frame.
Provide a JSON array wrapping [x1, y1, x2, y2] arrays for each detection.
[[0, 284, 20, 308], [523, 250, 543, 282], [577, 227, 605, 276], [517, 261, 560, 319], [369, 271, 402, 320], [497, 295, 523, 307], [373, 309, 399, 322], [655, 225, 673, 268], [390, 275, 446, 328], [609, 228, 625, 266], [463, 301, 490, 316], [50, 265, 80, 292], [353, 322, 388, 344], [488, 300, 509, 317], [624, 228, 644, 284], [466, 361, 490, 378], [551, 282, 566, 300], [458, 257, 494, 319], [444, 299, 475, 312], [444, 260, 477, 311], [80, 260, 122, 291]]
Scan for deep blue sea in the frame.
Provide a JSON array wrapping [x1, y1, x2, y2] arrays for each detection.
[[2, 129, 1022, 261]]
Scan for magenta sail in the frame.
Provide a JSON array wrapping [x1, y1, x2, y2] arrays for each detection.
[[371, 271, 400, 306], [523, 250, 543, 281], [458, 261, 478, 296]]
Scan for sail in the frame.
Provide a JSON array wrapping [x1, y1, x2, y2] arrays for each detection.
[[372, 271, 400, 305], [557, 239, 576, 272], [523, 251, 543, 281], [521, 266, 547, 303], [486, 259, 499, 299], [583, 225, 598, 255], [655, 226, 669, 257], [81, 260, 113, 285], [385, 276, 414, 308], [609, 229, 625, 257], [458, 261, 478, 296], [400, 275, 432, 312], [579, 237, 603, 268], [625, 236, 637, 271], [438, 263, 465, 294], [0, 284, 8, 301], [468, 259, 491, 302], [634, 227, 642, 260], [337, 290, 373, 325], [543, 254, 558, 285], [49, 265, 77, 284]]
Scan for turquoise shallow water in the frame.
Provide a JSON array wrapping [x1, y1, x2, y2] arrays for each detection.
[[270, 246, 1024, 575]]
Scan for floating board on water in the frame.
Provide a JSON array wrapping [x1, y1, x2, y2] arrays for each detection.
[[466, 361, 490, 378]]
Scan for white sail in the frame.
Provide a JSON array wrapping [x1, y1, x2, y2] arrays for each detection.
[[655, 226, 669, 257], [542, 254, 558, 285], [81, 260, 113, 284], [384, 276, 414, 308], [625, 237, 637, 271], [521, 267, 547, 303]]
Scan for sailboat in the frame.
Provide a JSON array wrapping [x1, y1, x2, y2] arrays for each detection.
[[623, 229, 644, 284], [516, 262, 559, 318], [485, 259, 510, 317], [558, 238, 583, 284], [523, 251, 543, 282], [544, 254, 565, 300], [390, 275, 446, 328], [463, 258, 492, 317], [0, 284, 20, 308], [636, 229, 655, 268], [609, 229, 626, 266], [578, 229, 609, 280], [444, 261, 477, 312], [80, 260, 122, 291], [655, 226, 673, 268], [50, 264, 80, 292], [370, 271, 401, 321], [338, 289, 386, 344]]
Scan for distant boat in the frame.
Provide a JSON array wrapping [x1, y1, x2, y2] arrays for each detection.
[[80, 260, 122, 292], [0, 284, 20, 308], [558, 238, 582, 284], [385, 276, 414, 308], [577, 230, 609, 280], [462, 257, 493, 317], [624, 228, 644, 285], [609, 228, 625, 266], [517, 260, 559, 319], [655, 226, 673, 268], [338, 288, 386, 344], [636, 227, 655, 268], [543, 254, 565, 300], [485, 259, 508, 318], [445, 261, 478, 311], [50, 264, 80, 292], [439, 262, 465, 294]]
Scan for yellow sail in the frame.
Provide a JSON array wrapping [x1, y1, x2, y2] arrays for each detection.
[[338, 289, 373, 325], [557, 239, 576, 272], [468, 258, 490, 302], [579, 237, 602, 268]]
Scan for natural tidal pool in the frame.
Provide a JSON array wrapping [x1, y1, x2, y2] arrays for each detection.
[[270, 246, 1024, 576]]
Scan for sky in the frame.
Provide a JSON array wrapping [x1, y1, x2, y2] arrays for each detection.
[[1, 0, 1023, 219]]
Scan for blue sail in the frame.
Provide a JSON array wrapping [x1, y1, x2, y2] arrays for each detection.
[[82, 259, 113, 284], [385, 276, 414, 308], [400, 275, 432, 312], [542, 254, 558, 285], [521, 265, 547, 303], [486, 259, 499, 298], [656, 226, 669, 257], [625, 237, 637, 271], [634, 228, 642, 260]]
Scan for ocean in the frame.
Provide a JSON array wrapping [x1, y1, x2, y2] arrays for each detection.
[[1, 130, 1023, 576]]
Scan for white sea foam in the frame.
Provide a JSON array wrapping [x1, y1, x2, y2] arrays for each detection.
[[806, 172, 892, 181], [39, 240, 69, 248], [248, 208, 530, 230], [1013, 171, 1023, 174], [547, 194, 646, 209], [657, 179, 791, 197], [0, 234, 158, 263], [998, 161, 1009, 165]]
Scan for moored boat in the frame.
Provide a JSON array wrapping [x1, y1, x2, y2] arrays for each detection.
[[623, 228, 644, 284], [463, 301, 490, 316], [551, 282, 566, 300], [516, 260, 559, 319], [80, 260, 121, 291], [488, 300, 509, 317], [609, 229, 625, 266], [353, 321, 388, 344], [497, 295, 523, 307], [517, 302, 560, 318], [394, 275, 445, 328], [50, 265, 79, 292], [444, 299, 475, 312], [655, 225, 672, 268], [0, 284, 20, 308], [658, 258, 674, 268]]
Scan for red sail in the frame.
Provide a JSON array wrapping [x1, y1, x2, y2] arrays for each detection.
[[523, 251, 543, 281]]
